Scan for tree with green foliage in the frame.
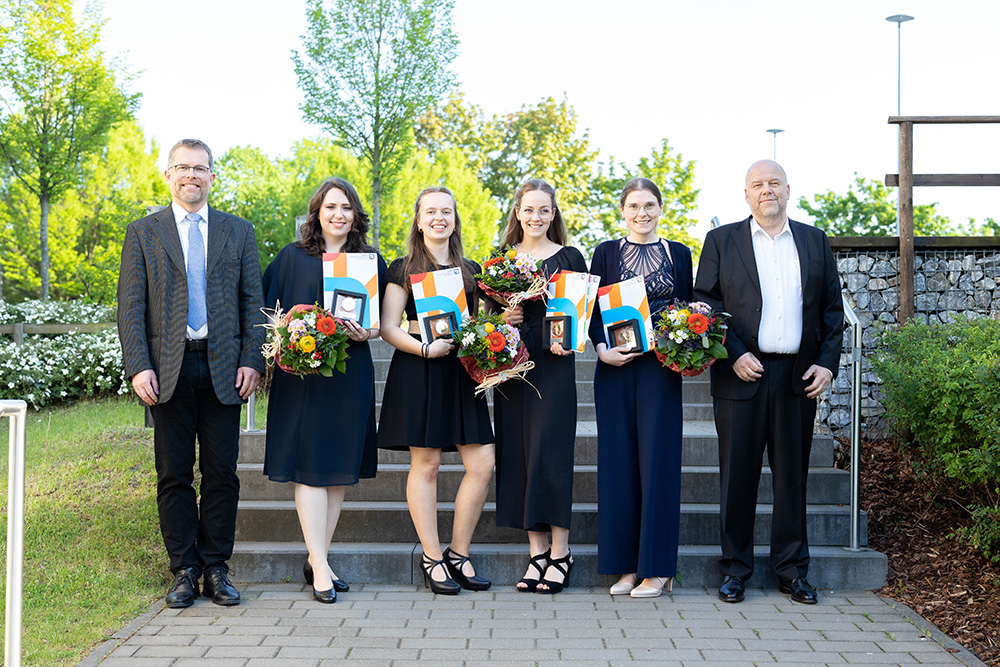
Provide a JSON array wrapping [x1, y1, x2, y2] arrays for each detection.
[[0, 0, 138, 299], [584, 139, 701, 255], [293, 0, 458, 249], [798, 175, 954, 237]]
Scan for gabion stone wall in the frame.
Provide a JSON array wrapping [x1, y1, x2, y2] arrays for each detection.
[[822, 237, 1000, 438]]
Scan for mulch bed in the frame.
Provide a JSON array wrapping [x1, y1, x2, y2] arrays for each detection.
[[860, 438, 1000, 665]]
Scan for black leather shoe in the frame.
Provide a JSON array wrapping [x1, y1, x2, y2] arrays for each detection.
[[165, 567, 200, 608], [312, 586, 336, 604], [779, 577, 818, 604], [202, 565, 241, 606], [718, 575, 745, 603], [303, 560, 349, 592], [443, 547, 491, 591]]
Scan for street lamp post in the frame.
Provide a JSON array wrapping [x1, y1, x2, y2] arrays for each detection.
[[766, 128, 784, 161], [886, 14, 914, 115]]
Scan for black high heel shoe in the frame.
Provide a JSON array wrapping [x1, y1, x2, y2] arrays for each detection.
[[537, 551, 573, 594], [516, 550, 550, 593], [312, 586, 336, 604], [303, 560, 349, 592], [421, 553, 461, 595], [443, 547, 491, 591]]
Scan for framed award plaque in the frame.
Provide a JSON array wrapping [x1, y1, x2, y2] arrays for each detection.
[[543, 315, 571, 347], [423, 312, 458, 342], [331, 288, 367, 324], [607, 319, 642, 354]]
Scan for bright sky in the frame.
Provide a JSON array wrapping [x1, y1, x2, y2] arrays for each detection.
[[99, 0, 999, 237]]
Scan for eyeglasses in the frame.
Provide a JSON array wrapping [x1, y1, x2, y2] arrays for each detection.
[[518, 206, 553, 220], [169, 164, 212, 176], [624, 202, 660, 214]]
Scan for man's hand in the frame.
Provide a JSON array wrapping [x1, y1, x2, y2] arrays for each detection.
[[235, 367, 261, 400], [802, 365, 833, 398], [732, 352, 764, 382], [132, 369, 159, 406]]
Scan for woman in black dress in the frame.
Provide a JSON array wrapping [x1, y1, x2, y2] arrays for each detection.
[[588, 178, 692, 598], [377, 187, 495, 595], [493, 179, 587, 593], [262, 178, 386, 604]]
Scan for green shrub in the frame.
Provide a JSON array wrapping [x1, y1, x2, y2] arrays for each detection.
[[873, 315, 1000, 560]]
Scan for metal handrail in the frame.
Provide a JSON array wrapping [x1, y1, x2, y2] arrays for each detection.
[[1, 399, 26, 667], [841, 298, 865, 551]]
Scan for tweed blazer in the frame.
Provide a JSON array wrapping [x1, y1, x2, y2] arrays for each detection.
[[117, 205, 265, 405], [693, 216, 843, 400]]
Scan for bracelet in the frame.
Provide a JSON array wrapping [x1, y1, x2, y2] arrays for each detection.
[[421, 343, 428, 358], [362, 329, 371, 341]]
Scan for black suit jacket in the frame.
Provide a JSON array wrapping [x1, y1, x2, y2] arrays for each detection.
[[693, 216, 843, 400], [117, 205, 265, 405]]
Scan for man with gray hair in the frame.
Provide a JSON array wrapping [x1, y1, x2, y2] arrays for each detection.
[[118, 138, 264, 607]]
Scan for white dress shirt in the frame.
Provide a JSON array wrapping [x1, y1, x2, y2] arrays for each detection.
[[172, 202, 210, 339], [751, 217, 802, 354]]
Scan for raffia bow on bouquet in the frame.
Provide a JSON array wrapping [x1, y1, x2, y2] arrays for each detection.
[[260, 302, 351, 377], [476, 246, 549, 309], [653, 300, 730, 377], [455, 312, 538, 397]]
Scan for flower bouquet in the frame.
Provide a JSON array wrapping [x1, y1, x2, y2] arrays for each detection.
[[261, 302, 351, 377], [476, 246, 549, 308], [456, 312, 534, 395], [653, 300, 729, 377]]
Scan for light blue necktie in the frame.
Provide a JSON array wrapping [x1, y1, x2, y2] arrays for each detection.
[[186, 213, 207, 331]]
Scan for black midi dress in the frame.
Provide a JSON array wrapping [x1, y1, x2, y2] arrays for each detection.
[[377, 257, 494, 452], [494, 246, 588, 531], [261, 243, 385, 486]]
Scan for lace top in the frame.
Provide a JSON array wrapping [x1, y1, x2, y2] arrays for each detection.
[[620, 239, 675, 316]]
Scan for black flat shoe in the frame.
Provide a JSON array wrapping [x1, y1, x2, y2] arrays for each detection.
[[537, 551, 573, 594], [421, 553, 461, 595], [165, 566, 200, 608], [304, 560, 350, 592], [312, 586, 336, 604], [719, 575, 745, 603], [516, 550, 550, 592], [779, 577, 818, 604], [443, 547, 491, 591], [203, 565, 241, 606]]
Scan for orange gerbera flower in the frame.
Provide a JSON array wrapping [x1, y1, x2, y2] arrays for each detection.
[[688, 313, 710, 335], [483, 257, 504, 268], [486, 330, 506, 352], [316, 316, 337, 335]]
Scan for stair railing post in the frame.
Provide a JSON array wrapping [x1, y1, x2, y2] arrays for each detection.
[[842, 300, 864, 551], [1, 399, 27, 667]]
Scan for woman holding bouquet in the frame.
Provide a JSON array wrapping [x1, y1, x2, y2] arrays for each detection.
[[492, 179, 587, 593], [377, 187, 495, 595], [588, 178, 693, 598], [262, 177, 387, 604]]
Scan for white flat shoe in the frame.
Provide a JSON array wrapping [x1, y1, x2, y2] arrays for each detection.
[[609, 576, 637, 595], [630, 577, 673, 598]]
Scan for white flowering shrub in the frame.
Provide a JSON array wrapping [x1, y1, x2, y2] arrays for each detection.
[[0, 330, 128, 408], [0, 299, 115, 325]]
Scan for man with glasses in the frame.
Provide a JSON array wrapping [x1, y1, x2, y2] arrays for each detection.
[[118, 138, 265, 607]]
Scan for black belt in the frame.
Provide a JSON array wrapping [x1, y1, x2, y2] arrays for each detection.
[[758, 352, 795, 361], [185, 339, 208, 352]]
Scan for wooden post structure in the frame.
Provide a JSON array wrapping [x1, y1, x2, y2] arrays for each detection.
[[886, 115, 1000, 323], [898, 121, 914, 321]]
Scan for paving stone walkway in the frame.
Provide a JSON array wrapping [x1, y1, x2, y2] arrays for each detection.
[[81, 584, 986, 666]]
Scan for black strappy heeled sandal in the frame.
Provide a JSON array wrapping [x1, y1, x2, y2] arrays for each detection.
[[443, 547, 491, 591], [516, 550, 551, 593], [420, 553, 461, 595], [537, 551, 573, 594]]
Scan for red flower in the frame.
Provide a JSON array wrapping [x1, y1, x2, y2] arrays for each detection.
[[688, 313, 710, 335], [316, 316, 337, 335], [486, 331, 506, 352]]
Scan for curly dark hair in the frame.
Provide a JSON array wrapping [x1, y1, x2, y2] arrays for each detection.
[[297, 178, 373, 257]]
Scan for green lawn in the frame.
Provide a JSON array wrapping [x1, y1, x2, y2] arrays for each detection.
[[0, 393, 266, 666]]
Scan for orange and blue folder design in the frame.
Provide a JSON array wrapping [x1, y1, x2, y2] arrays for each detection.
[[322, 252, 381, 328], [410, 267, 469, 344], [597, 275, 654, 352], [546, 271, 601, 352]]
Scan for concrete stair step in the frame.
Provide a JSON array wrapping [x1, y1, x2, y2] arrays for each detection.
[[239, 463, 851, 505], [237, 425, 835, 468], [234, 499, 866, 547], [229, 541, 887, 590]]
